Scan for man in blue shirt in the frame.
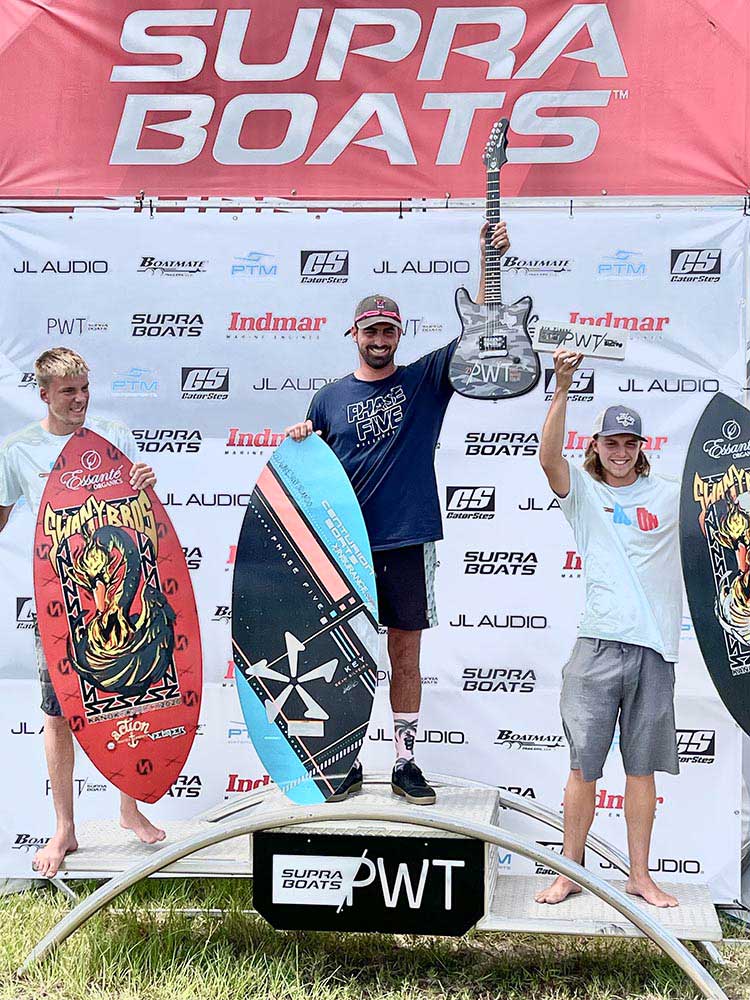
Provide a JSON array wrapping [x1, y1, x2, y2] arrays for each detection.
[[285, 222, 509, 804]]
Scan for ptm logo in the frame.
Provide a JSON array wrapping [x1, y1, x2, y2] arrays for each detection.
[[300, 250, 349, 283], [670, 249, 721, 282], [181, 367, 230, 399], [597, 249, 646, 279], [445, 486, 496, 520], [231, 251, 278, 277]]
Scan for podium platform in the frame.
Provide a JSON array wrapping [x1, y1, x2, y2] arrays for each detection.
[[22, 776, 727, 999]]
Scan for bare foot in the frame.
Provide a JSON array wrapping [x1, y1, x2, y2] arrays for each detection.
[[535, 875, 583, 904], [625, 876, 678, 908], [32, 830, 78, 878], [120, 809, 166, 845]]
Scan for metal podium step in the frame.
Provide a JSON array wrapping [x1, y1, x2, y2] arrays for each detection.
[[478, 874, 722, 941], [58, 819, 252, 878]]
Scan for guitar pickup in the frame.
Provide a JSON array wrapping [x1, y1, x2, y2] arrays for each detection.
[[478, 334, 508, 358]]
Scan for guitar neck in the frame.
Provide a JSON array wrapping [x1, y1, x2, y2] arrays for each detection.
[[484, 168, 503, 304]]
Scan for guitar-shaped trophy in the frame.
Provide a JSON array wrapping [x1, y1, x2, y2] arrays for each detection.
[[449, 119, 540, 399]]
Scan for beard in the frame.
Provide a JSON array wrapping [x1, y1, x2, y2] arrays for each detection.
[[360, 345, 396, 369]]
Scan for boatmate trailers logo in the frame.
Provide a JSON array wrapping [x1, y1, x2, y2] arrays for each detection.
[[137, 256, 206, 277], [109, 7, 628, 174]]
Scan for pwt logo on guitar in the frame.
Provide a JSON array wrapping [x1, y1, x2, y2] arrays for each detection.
[[670, 249, 721, 283], [446, 487, 496, 520], [300, 250, 349, 283]]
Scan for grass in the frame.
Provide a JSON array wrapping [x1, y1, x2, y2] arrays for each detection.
[[1, 878, 749, 1000]]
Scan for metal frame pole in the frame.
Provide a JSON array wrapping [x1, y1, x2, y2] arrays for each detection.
[[18, 804, 728, 1000]]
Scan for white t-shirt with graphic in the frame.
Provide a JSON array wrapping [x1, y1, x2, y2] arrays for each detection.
[[558, 462, 682, 662], [0, 417, 138, 518]]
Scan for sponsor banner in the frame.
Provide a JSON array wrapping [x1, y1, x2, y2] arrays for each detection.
[[0, 3, 747, 196], [0, 207, 746, 900], [254, 831, 484, 934]]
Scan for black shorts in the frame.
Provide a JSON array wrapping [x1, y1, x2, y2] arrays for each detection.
[[34, 627, 62, 718], [373, 543, 437, 631]]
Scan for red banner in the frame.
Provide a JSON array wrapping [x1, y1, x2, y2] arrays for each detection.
[[0, 0, 747, 198]]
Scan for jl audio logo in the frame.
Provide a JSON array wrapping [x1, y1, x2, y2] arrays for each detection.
[[250, 631, 337, 736]]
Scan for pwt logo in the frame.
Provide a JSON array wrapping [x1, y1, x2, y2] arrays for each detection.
[[300, 250, 349, 283], [445, 486, 495, 520], [670, 249, 721, 283], [676, 729, 716, 764], [181, 367, 230, 400]]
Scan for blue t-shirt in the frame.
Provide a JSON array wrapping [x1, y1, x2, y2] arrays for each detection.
[[307, 341, 456, 550]]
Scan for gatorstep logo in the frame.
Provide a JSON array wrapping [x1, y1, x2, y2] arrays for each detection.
[[670, 249, 721, 283], [445, 486, 495, 519], [676, 729, 716, 764]]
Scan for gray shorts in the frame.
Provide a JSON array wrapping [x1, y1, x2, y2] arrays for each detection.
[[34, 627, 63, 718], [560, 638, 679, 782]]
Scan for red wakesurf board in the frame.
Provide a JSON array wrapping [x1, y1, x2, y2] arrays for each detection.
[[33, 428, 202, 803]]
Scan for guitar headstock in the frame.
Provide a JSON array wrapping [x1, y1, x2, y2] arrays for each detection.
[[483, 118, 509, 172]]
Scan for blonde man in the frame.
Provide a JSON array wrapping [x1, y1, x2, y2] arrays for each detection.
[[537, 348, 681, 908], [0, 348, 165, 877]]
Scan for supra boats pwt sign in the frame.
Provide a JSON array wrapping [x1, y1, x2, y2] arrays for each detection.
[[253, 832, 485, 934]]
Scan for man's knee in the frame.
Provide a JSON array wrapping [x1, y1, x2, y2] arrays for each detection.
[[44, 713, 70, 734], [568, 768, 596, 788]]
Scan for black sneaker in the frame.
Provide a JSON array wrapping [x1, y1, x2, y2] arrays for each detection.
[[391, 761, 436, 805], [328, 761, 363, 802]]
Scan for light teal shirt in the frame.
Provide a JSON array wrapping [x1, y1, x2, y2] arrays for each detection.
[[558, 462, 682, 662], [0, 417, 138, 518]]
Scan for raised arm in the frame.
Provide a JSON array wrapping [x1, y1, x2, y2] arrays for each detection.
[[539, 349, 584, 497], [476, 220, 510, 305]]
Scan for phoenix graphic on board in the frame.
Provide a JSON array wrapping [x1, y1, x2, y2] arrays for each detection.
[[448, 118, 539, 399]]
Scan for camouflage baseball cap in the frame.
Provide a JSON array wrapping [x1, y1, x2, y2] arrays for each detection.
[[352, 294, 402, 333]]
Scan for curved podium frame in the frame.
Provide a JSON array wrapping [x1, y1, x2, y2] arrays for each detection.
[[19, 799, 728, 1000]]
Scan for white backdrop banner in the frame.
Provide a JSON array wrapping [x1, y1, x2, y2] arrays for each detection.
[[0, 207, 745, 901]]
